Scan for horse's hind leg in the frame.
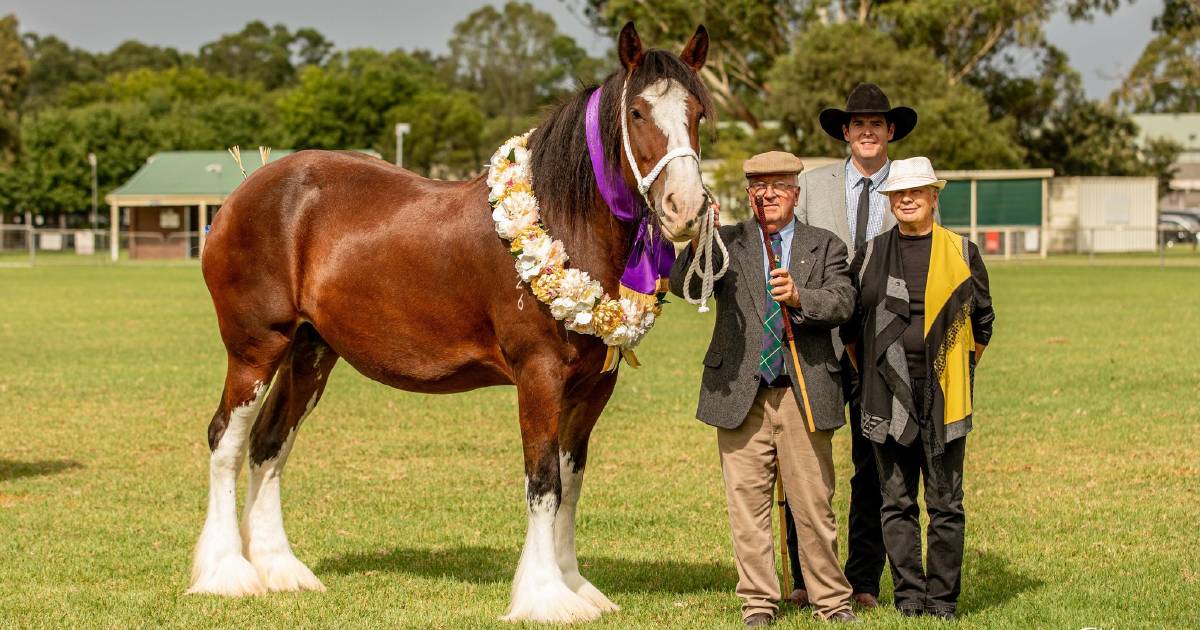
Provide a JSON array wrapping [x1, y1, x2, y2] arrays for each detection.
[[242, 324, 338, 592], [189, 335, 290, 596], [555, 373, 619, 613]]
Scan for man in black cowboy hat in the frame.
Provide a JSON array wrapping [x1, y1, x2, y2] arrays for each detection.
[[783, 82, 918, 611]]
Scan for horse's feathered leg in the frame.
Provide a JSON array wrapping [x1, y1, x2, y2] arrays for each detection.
[[503, 361, 601, 624], [242, 324, 338, 592], [189, 340, 289, 596], [556, 374, 619, 613]]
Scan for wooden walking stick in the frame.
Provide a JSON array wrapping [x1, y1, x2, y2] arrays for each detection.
[[750, 195, 817, 433]]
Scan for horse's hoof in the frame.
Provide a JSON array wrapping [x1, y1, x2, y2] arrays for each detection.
[[502, 579, 602, 623], [251, 552, 326, 593], [188, 554, 267, 597]]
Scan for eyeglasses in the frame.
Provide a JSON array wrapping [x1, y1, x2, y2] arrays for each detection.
[[748, 181, 798, 194]]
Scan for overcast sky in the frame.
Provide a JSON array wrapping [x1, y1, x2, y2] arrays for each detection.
[[1, 0, 1163, 100]]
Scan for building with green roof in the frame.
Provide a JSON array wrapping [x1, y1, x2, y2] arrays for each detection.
[[106, 150, 293, 260], [105, 149, 378, 260]]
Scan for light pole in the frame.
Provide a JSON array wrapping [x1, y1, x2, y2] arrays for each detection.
[[87, 152, 98, 229], [395, 122, 411, 168]]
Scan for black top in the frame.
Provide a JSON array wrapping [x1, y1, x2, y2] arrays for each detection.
[[898, 232, 933, 375]]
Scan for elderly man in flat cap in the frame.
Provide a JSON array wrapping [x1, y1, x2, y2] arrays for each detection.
[[671, 151, 857, 626]]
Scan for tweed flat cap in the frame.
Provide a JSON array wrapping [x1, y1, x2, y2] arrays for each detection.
[[743, 151, 804, 177]]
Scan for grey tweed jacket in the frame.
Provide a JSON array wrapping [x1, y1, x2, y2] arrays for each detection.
[[669, 218, 855, 431]]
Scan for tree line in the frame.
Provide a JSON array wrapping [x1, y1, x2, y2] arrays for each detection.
[[0, 0, 1196, 215]]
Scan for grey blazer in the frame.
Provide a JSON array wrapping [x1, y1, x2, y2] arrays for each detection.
[[796, 158, 897, 259], [669, 218, 855, 431]]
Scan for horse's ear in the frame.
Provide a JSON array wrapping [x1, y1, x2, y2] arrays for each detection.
[[680, 25, 708, 72], [618, 21, 644, 71]]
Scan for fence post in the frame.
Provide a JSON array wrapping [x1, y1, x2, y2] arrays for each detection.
[[969, 179, 978, 245], [24, 210, 35, 266], [1159, 227, 1166, 269], [110, 203, 119, 262], [1088, 227, 1095, 265]]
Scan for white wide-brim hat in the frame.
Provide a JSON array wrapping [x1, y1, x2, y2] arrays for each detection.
[[878, 156, 947, 193]]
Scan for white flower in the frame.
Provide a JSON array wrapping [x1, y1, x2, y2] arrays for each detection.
[[492, 191, 539, 239], [511, 145, 530, 165], [570, 310, 594, 332], [549, 297, 578, 319], [558, 269, 600, 307], [515, 234, 565, 281], [487, 162, 507, 186]]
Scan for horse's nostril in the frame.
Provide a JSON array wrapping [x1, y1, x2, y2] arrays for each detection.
[[664, 192, 676, 213]]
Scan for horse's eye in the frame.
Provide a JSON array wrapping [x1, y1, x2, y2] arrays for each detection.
[[631, 109, 644, 121]]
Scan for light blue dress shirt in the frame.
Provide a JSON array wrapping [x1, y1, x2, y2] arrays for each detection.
[[845, 159, 891, 242]]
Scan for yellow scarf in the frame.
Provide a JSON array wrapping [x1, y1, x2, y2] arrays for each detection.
[[924, 225, 974, 428]]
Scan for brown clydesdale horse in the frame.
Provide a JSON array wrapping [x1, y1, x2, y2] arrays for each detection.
[[189, 22, 712, 623]]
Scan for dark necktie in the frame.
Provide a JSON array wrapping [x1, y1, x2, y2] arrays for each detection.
[[759, 233, 786, 382], [855, 176, 871, 251]]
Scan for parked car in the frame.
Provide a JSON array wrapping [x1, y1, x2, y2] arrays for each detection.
[[1159, 211, 1200, 247]]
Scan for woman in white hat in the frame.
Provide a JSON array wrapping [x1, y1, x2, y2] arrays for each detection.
[[839, 157, 995, 619]]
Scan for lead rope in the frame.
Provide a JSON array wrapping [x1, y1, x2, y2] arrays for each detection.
[[681, 185, 728, 312]]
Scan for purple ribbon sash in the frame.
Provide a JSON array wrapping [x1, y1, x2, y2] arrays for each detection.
[[584, 86, 675, 296]]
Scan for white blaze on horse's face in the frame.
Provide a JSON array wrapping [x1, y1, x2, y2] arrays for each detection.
[[637, 78, 706, 242]]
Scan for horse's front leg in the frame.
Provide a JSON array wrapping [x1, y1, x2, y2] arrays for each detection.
[[556, 374, 619, 613], [503, 363, 601, 624]]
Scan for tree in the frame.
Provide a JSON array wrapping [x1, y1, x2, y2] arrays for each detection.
[[1114, 0, 1200, 113], [386, 89, 485, 177], [198, 21, 332, 90], [20, 33, 101, 112], [449, 1, 601, 135], [874, 0, 1122, 86], [54, 66, 262, 111], [12, 67, 282, 214], [769, 23, 1024, 169], [276, 48, 433, 152], [1025, 95, 1181, 190], [0, 14, 29, 165], [581, 0, 796, 128], [99, 40, 185, 75]]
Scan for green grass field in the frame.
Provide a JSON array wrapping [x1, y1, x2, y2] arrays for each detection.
[[2, 260, 1198, 628]]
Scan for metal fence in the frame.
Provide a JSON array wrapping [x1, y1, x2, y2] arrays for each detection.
[[0, 224, 204, 266], [2, 223, 1197, 267]]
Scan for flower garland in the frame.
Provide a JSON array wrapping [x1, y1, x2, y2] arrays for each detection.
[[488, 130, 660, 356]]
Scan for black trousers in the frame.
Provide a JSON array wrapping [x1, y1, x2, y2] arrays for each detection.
[[784, 355, 886, 596], [874, 426, 967, 613]]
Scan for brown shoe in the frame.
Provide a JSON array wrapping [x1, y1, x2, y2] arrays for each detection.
[[851, 592, 878, 609], [789, 588, 811, 607], [827, 610, 860, 623], [744, 612, 774, 628]]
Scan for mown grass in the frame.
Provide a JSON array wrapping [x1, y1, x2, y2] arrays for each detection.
[[1, 260, 1197, 628]]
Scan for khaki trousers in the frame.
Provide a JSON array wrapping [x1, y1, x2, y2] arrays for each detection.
[[717, 386, 852, 620]]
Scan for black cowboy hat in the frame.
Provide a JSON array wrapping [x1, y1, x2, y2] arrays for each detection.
[[818, 83, 918, 142]]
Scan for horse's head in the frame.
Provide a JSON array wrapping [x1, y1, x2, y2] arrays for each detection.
[[617, 22, 711, 243]]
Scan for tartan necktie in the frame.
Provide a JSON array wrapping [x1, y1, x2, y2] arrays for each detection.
[[854, 176, 871, 251], [759, 232, 786, 382]]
